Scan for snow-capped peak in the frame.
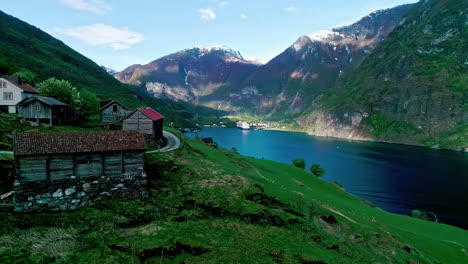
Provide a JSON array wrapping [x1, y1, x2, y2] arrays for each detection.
[[307, 29, 341, 42]]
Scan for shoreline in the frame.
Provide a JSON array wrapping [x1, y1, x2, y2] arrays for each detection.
[[191, 126, 468, 153]]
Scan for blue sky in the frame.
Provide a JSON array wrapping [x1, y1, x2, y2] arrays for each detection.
[[1, 0, 418, 71]]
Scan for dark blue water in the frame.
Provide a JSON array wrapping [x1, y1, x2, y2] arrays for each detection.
[[187, 128, 468, 229]]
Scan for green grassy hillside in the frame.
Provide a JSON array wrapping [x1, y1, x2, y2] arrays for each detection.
[[0, 10, 221, 127], [0, 133, 466, 263]]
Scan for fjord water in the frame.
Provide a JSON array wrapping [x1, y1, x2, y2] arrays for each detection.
[[187, 128, 468, 229]]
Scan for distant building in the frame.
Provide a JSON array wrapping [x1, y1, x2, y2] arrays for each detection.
[[13, 130, 147, 212], [100, 100, 131, 123], [236, 121, 250, 130], [122, 107, 165, 147], [17, 96, 68, 125], [0, 76, 39, 114]]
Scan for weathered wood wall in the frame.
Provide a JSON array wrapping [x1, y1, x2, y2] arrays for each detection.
[[18, 156, 47, 181], [101, 103, 130, 123], [17, 151, 144, 182], [76, 154, 103, 178], [49, 155, 73, 180], [123, 152, 144, 174], [19, 101, 51, 120], [122, 111, 154, 134]]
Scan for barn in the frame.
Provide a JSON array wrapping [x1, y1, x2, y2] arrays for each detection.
[[13, 130, 148, 212], [17, 96, 68, 125], [122, 107, 165, 147], [100, 100, 131, 123]]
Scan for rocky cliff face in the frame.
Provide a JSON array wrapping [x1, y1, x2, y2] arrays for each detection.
[[300, 0, 468, 150], [114, 46, 261, 107]]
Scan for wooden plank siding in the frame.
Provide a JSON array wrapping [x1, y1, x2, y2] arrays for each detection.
[[19, 156, 47, 182], [104, 152, 123, 176], [17, 151, 144, 182], [123, 152, 144, 174], [19, 101, 51, 120], [76, 154, 103, 178], [49, 155, 74, 180], [101, 103, 130, 123], [122, 111, 154, 134]]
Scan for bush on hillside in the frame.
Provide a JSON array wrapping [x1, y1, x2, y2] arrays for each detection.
[[38, 78, 99, 122], [292, 158, 305, 169], [411, 209, 430, 221], [310, 164, 326, 177]]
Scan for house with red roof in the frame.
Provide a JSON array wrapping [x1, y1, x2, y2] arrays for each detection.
[[122, 107, 165, 147], [0, 76, 39, 114]]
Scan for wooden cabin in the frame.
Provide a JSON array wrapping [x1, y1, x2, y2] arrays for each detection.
[[17, 96, 68, 125], [122, 107, 165, 147], [100, 100, 131, 123], [13, 131, 146, 182], [12, 131, 147, 212]]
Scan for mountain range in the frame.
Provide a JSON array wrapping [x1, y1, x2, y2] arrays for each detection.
[[115, 0, 467, 150]]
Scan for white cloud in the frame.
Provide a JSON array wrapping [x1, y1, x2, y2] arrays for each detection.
[[284, 6, 297, 13], [240, 13, 248, 20], [59, 0, 111, 14], [217, 1, 230, 7], [199, 8, 216, 21], [58, 24, 144, 50]]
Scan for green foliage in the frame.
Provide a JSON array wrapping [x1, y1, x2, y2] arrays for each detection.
[[411, 209, 430, 221], [423, 123, 468, 150], [364, 114, 423, 137], [78, 89, 99, 118], [310, 164, 326, 177], [38, 78, 77, 103], [231, 147, 239, 154], [292, 158, 305, 169], [414, 54, 458, 77], [12, 69, 37, 85]]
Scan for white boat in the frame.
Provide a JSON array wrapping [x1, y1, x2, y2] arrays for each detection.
[[236, 121, 250, 130]]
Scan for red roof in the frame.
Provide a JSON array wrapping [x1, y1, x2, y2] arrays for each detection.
[[7, 78, 39, 94], [14, 130, 146, 156], [138, 108, 164, 121]]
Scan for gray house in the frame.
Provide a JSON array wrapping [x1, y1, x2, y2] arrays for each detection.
[[13, 130, 147, 212], [100, 100, 131, 123], [17, 96, 68, 125], [122, 107, 165, 147]]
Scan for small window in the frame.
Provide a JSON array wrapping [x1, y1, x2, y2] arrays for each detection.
[[113, 104, 118, 112], [0, 81, 6, 88], [3, 92, 13, 100], [35, 103, 41, 112]]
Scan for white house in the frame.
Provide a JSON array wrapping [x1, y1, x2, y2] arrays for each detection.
[[0, 77, 39, 114]]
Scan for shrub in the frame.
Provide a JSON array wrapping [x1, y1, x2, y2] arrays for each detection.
[[411, 209, 430, 221], [231, 147, 239, 154], [292, 158, 305, 169], [310, 164, 325, 177]]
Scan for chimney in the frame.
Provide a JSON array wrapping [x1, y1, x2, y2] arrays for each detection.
[[17, 76, 23, 85]]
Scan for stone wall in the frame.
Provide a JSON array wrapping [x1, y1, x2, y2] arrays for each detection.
[[13, 173, 148, 212], [143, 134, 163, 148]]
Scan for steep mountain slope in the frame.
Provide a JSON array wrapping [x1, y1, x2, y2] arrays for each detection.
[[0, 10, 221, 126], [298, 0, 468, 150], [223, 4, 414, 118], [115, 46, 261, 107]]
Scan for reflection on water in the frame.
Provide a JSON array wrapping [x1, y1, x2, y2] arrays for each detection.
[[187, 128, 468, 229]]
